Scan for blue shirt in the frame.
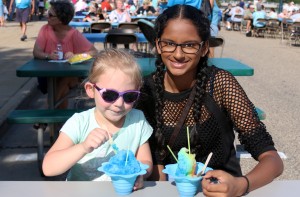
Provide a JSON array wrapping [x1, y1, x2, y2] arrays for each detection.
[[211, 0, 220, 26], [15, 0, 31, 9], [253, 11, 266, 27], [167, 0, 201, 9]]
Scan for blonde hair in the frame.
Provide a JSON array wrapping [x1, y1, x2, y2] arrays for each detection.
[[88, 49, 143, 89]]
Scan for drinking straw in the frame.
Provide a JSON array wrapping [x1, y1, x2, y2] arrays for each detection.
[[102, 125, 118, 154], [125, 147, 129, 166], [197, 152, 213, 176], [187, 126, 191, 155], [167, 145, 178, 162]]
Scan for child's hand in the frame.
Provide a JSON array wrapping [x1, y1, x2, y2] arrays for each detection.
[[81, 128, 109, 153], [133, 175, 144, 191]]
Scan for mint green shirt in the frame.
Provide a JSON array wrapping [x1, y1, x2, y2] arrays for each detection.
[[61, 108, 153, 181]]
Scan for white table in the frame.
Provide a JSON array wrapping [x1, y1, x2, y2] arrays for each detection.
[[0, 180, 299, 197]]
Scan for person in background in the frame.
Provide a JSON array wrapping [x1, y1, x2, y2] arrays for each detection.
[[109, 0, 131, 22], [0, 0, 4, 26], [6, 0, 15, 21], [101, 0, 112, 12], [278, 8, 290, 19], [126, 0, 136, 15], [222, 3, 232, 25], [252, 3, 266, 28], [38, 0, 46, 20], [82, 2, 99, 22], [290, 10, 300, 22], [136, 4, 283, 196], [32, 0, 97, 109], [226, 3, 244, 30], [158, 0, 168, 14], [209, 0, 221, 58], [42, 49, 153, 188], [239, 0, 245, 10], [74, 0, 88, 15], [135, 0, 158, 16], [9, 0, 34, 41], [243, 4, 254, 35], [267, 8, 278, 19]]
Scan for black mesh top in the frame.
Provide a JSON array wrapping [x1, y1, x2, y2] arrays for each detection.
[[136, 66, 276, 177]]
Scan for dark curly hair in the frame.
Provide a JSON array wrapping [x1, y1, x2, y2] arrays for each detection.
[[153, 5, 211, 159], [50, 0, 75, 25]]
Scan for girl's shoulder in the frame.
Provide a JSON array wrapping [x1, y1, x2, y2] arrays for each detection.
[[126, 108, 146, 120], [207, 66, 237, 88], [71, 108, 95, 122]]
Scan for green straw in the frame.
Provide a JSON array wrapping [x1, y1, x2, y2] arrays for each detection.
[[167, 145, 178, 162], [187, 126, 190, 155]]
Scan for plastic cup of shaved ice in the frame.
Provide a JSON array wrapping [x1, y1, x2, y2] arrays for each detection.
[[163, 162, 213, 197], [98, 150, 149, 196]]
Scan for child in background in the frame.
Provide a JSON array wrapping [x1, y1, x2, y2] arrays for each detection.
[[42, 49, 153, 190]]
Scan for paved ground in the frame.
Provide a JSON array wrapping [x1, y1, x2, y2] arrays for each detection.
[[0, 20, 299, 181]]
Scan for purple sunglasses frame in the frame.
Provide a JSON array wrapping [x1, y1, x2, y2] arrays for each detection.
[[93, 84, 140, 104]]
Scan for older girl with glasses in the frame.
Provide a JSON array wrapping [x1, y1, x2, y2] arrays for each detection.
[[136, 4, 283, 196], [43, 49, 153, 189]]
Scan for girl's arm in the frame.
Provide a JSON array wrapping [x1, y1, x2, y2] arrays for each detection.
[[201, 70, 283, 196], [147, 164, 166, 181], [42, 132, 87, 176], [134, 141, 153, 190], [135, 141, 153, 178], [43, 128, 109, 176], [202, 150, 283, 196]]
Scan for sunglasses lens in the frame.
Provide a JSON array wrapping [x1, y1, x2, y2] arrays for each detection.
[[123, 92, 139, 103], [101, 90, 119, 103]]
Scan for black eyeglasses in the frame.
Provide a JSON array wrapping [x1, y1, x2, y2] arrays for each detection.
[[158, 40, 204, 54], [93, 84, 140, 104]]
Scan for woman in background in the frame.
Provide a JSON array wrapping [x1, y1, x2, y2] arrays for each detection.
[[33, 0, 97, 109]]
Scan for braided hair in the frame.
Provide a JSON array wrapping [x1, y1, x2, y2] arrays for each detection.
[[153, 5, 211, 159]]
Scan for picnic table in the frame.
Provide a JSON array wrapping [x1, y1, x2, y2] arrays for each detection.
[[83, 32, 148, 43], [16, 57, 254, 108], [0, 180, 299, 196]]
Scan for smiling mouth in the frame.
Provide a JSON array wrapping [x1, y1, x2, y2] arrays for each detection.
[[170, 60, 188, 68]]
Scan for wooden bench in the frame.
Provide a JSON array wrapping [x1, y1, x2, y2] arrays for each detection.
[[7, 109, 82, 176]]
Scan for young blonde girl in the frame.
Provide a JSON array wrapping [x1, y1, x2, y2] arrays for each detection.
[[43, 49, 153, 190]]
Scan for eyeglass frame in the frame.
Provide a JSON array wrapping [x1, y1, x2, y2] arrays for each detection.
[[157, 40, 204, 54], [93, 83, 140, 104]]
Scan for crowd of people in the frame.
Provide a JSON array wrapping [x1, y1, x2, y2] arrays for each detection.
[[1, 0, 165, 39], [222, 0, 300, 37]]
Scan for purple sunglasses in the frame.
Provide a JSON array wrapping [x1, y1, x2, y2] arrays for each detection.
[[93, 84, 140, 104]]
